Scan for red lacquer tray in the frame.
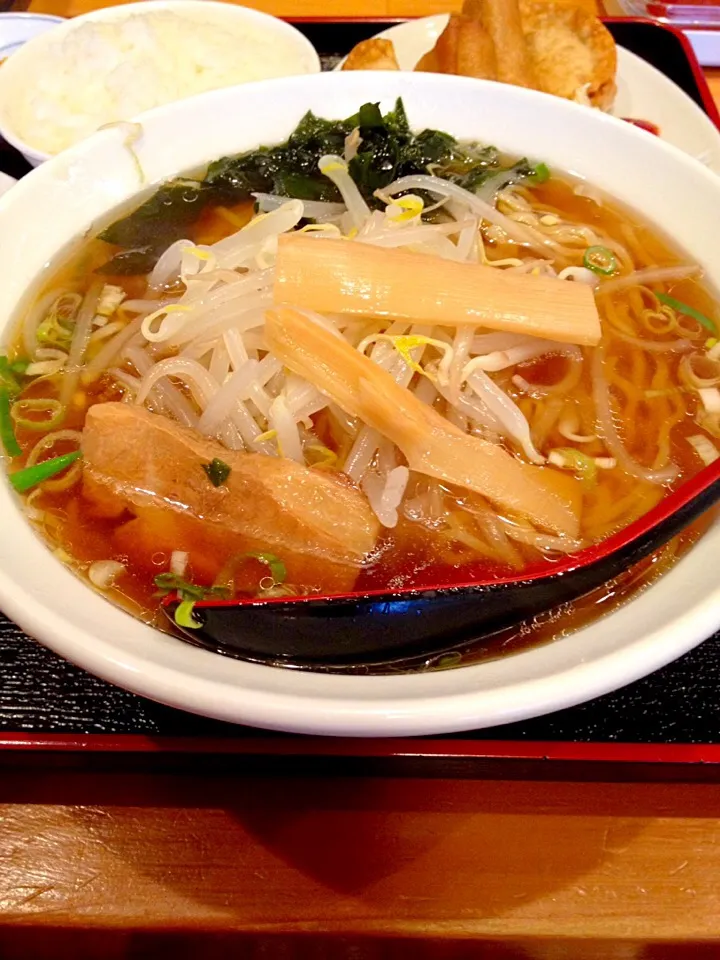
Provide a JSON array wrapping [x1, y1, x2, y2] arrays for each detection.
[[1, 17, 719, 779]]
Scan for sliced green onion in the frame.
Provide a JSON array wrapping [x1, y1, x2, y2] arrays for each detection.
[[213, 550, 287, 595], [154, 572, 207, 601], [0, 356, 21, 397], [202, 457, 231, 487], [153, 572, 232, 605], [531, 162, 550, 184], [11, 397, 65, 432], [435, 651, 462, 670], [656, 292, 717, 335], [36, 293, 81, 349], [0, 389, 21, 457], [10, 450, 81, 493], [174, 598, 202, 630], [548, 447, 597, 487], [583, 245, 617, 276], [244, 551, 287, 584]]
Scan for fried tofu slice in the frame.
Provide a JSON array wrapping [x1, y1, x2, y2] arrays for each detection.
[[519, 0, 617, 110], [342, 38, 400, 71], [416, 14, 497, 80], [81, 402, 379, 593], [413, 0, 616, 111], [416, 0, 535, 86], [474, 0, 537, 88]]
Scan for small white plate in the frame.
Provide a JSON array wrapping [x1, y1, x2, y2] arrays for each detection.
[[346, 15, 720, 174], [0, 12, 63, 59]]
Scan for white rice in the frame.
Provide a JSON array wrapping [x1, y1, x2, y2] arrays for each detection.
[[9, 11, 314, 154]]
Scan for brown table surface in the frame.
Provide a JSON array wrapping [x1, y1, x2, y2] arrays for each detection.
[[5, 2, 720, 955]]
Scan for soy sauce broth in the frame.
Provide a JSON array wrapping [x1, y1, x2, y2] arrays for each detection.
[[5, 168, 720, 672]]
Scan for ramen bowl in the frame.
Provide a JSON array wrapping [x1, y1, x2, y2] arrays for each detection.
[[1, 71, 720, 736]]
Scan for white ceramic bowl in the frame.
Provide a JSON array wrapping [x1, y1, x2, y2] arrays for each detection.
[[0, 12, 64, 59], [1, 71, 720, 737], [0, 0, 320, 167]]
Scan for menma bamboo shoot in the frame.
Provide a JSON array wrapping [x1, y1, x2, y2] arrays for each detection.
[[273, 234, 601, 347], [265, 306, 581, 538]]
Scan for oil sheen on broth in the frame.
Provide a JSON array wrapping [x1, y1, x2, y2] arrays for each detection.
[[3, 101, 720, 670]]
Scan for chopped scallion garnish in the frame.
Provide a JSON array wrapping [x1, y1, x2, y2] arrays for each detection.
[[202, 457, 231, 487], [9, 450, 81, 493], [154, 572, 208, 601], [656, 292, 717, 335], [153, 572, 231, 633], [548, 447, 598, 486], [244, 551, 287, 584], [0, 389, 21, 457], [174, 598, 202, 630], [35, 294, 79, 349], [11, 397, 64, 432], [436, 651, 463, 670], [531, 162, 550, 184], [154, 572, 231, 601], [583, 245, 617, 276], [0, 356, 21, 397]]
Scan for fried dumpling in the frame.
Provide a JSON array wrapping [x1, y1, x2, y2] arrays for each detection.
[[342, 38, 400, 71]]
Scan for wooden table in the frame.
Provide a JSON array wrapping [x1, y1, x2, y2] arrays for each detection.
[[5, 2, 720, 955], [707, 70, 720, 104], [4, 769, 720, 957]]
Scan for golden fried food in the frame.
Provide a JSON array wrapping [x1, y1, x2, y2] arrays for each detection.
[[476, 0, 537, 88], [410, 0, 616, 111], [342, 38, 400, 71], [343, 0, 617, 112], [519, 0, 617, 110], [416, 14, 497, 80]]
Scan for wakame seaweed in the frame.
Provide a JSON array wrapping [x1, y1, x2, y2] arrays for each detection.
[[446, 157, 537, 196], [95, 247, 162, 276], [96, 98, 546, 274], [204, 108, 352, 204], [100, 179, 210, 248]]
